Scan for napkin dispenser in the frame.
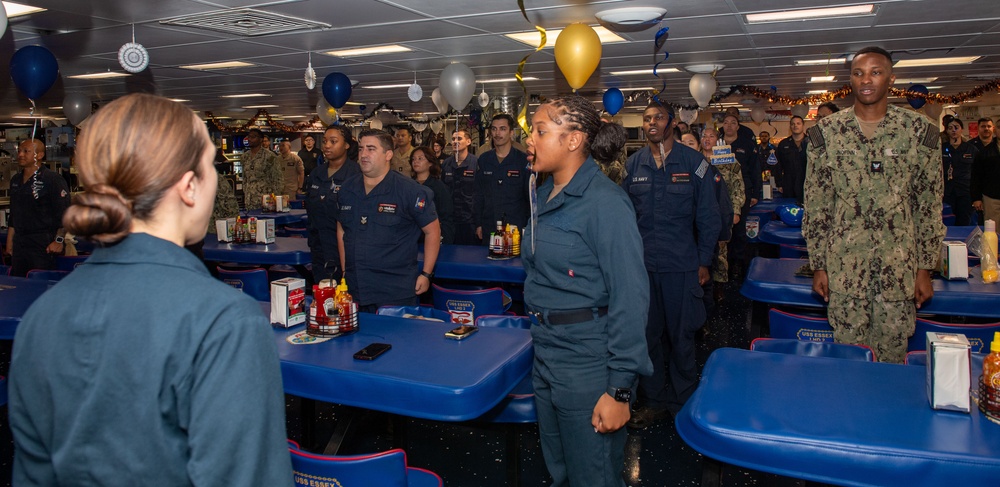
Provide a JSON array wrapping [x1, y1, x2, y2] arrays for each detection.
[[255, 218, 275, 244], [926, 332, 971, 413], [270, 277, 306, 327], [939, 241, 968, 280], [215, 218, 236, 242]]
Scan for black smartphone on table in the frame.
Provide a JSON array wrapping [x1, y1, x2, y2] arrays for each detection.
[[444, 325, 478, 340], [353, 342, 392, 360]]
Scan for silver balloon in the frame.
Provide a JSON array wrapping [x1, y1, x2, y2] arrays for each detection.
[[0, 3, 7, 39], [369, 118, 383, 130], [688, 73, 717, 108], [63, 93, 91, 126], [317, 99, 337, 125], [430, 120, 444, 134], [679, 108, 699, 125], [438, 63, 476, 111], [412, 122, 428, 132], [431, 88, 449, 114], [790, 104, 809, 119]]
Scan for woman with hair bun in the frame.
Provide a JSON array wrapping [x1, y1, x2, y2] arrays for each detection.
[[522, 95, 651, 486], [8, 93, 293, 486]]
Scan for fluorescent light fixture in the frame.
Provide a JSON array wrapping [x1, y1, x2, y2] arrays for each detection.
[[283, 115, 307, 119], [795, 58, 847, 66], [180, 61, 254, 70], [170, 98, 190, 103], [220, 93, 271, 98], [344, 101, 364, 106], [210, 116, 232, 119], [479, 76, 538, 84], [2, 2, 46, 17], [506, 26, 625, 47], [362, 83, 413, 89], [48, 106, 62, 110], [893, 77, 938, 84], [809, 76, 835, 82], [620, 86, 655, 92], [324, 45, 411, 57], [242, 105, 279, 109], [894, 56, 980, 68], [609, 68, 680, 76], [807, 89, 829, 94], [925, 86, 943, 90], [68, 71, 130, 80], [747, 5, 874, 23]]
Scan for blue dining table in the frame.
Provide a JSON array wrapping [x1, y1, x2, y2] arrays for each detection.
[[759, 223, 977, 248], [0, 275, 55, 339], [201, 233, 311, 266], [274, 313, 533, 421], [676, 348, 1000, 487], [421, 245, 526, 284], [741, 257, 1000, 318]]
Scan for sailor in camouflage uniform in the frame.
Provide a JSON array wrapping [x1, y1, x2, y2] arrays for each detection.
[[802, 46, 945, 364], [240, 128, 282, 210], [208, 176, 238, 234]]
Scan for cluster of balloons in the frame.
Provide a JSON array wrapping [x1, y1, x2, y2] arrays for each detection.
[[554, 23, 602, 91]]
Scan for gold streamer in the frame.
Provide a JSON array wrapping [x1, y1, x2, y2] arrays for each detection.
[[515, 0, 545, 136]]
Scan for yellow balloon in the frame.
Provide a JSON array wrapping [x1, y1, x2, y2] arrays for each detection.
[[554, 23, 602, 91]]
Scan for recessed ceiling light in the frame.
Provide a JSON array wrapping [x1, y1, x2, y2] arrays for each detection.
[[894, 56, 980, 68], [2, 1, 46, 17], [809, 76, 835, 83], [686, 64, 725, 74], [220, 93, 271, 98], [925, 86, 943, 90], [68, 71, 130, 79], [48, 106, 62, 110], [324, 45, 411, 57], [480, 76, 538, 84], [595, 7, 667, 30], [362, 83, 414, 89], [746, 5, 875, 23], [505, 25, 626, 47], [609, 68, 680, 76], [893, 78, 938, 84], [242, 104, 279, 109], [343, 102, 364, 106], [807, 90, 829, 94], [170, 98, 190, 103], [795, 58, 848, 66], [180, 61, 254, 70]]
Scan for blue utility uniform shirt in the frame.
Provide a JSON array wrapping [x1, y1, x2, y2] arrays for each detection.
[[9, 165, 70, 236], [622, 144, 721, 272], [337, 170, 438, 306], [942, 140, 977, 191], [729, 135, 761, 201], [441, 153, 479, 225], [474, 148, 531, 232], [305, 160, 361, 278], [523, 158, 653, 389], [775, 136, 809, 204], [9, 233, 292, 486]]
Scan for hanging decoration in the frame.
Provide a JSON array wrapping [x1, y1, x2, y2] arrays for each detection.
[[602, 88, 624, 116], [554, 23, 602, 91], [689, 73, 716, 108], [10, 45, 59, 101], [515, 0, 546, 135], [304, 52, 316, 90], [316, 99, 337, 125], [431, 87, 450, 114], [652, 26, 669, 104], [118, 24, 149, 73], [322, 72, 352, 108], [0, 2, 8, 39], [63, 93, 92, 126], [408, 71, 423, 103], [478, 83, 490, 108], [439, 63, 477, 111]]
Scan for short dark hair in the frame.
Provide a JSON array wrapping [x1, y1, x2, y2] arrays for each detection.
[[947, 118, 964, 128], [790, 115, 804, 124], [817, 102, 840, 114], [395, 126, 412, 137], [301, 134, 315, 142], [358, 129, 394, 152], [853, 46, 893, 65], [979, 117, 994, 125], [644, 99, 675, 120], [248, 128, 264, 137], [491, 114, 515, 129]]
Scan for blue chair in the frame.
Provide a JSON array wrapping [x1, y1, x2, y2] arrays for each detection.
[[432, 284, 511, 325], [288, 440, 442, 487], [0, 376, 7, 407], [778, 244, 808, 259], [473, 315, 535, 487], [376, 305, 451, 322], [282, 226, 309, 238], [908, 319, 1000, 354], [290, 199, 305, 209], [0, 265, 10, 276], [268, 264, 303, 281], [768, 308, 834, 342], [26, 269, 70, 282], [217, 266, 270, 301], [56, 255, 89, 272], [750, 338, 876, 362]]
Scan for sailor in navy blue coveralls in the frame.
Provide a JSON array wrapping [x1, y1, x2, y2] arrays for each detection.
[[623, 104, 720, 421], [305, 158, 360, 282]]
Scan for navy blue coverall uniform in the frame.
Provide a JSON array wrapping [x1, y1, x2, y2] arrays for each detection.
[[523, 158, 651, 487], [441, 153, 479, 245], [337, 170, 437, 309], [474, 148, 531, 241], [622, 144, 720, 414], [942, 140, 978, 226], [9, 233, 293, 485], [775, 136, 809, 205], [305, 159, 361, 282], [8, 165, 70, 277]]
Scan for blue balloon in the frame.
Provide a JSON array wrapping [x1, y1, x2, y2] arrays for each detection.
[[322, 72, 352, 109], [906, 84, 928, 110], [777, 205, 804, 227], [603, 88, 624, 116], [10, 45, 59, 101]]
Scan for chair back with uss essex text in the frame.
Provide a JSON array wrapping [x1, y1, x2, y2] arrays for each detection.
[[432, 284, 511, 325], [750, 338, 876, 362], [768, 308, 834, 342], [907, 319, 1000, 354], [216, 266, 270, 301], [288, 440, 442, 487]]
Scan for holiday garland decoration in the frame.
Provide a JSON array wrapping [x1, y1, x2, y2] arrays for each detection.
[[204, 102, 469, 134]]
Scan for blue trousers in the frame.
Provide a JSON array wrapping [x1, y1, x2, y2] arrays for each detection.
[[638, 270, 706, 413], [532, 316, 628, 487]]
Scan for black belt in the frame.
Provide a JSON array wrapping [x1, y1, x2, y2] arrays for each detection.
[[528, 307, 608, 326]]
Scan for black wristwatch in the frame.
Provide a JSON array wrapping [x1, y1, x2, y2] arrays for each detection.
[[607, 386, 632, 403], [420, 270, 434, 279], [54, 236, 64, 244]]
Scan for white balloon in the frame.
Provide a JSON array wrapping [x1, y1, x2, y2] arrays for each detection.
[[790, 104, 809, 119], [688, 74, 717, 108], [1, 3, 10, 39], [679, 108, 699, 125], [412, 122, 428, 132], [438, 63, 476, 112], [63, 93, 91, 126], [369, 119, 383, 130], [430, 120, 444, 134], [408, 83, 423, 103], [750, 106, 766, 124], [431, 88, 449, 114], [316, 99, 336, 125]]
